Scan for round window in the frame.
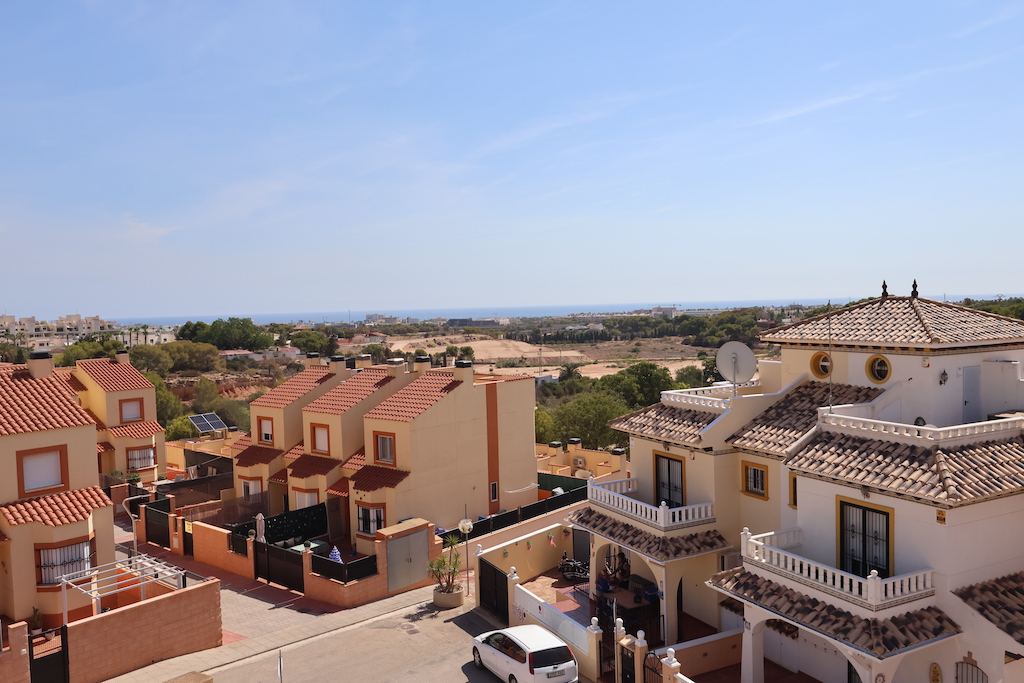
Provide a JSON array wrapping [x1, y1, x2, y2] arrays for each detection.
[[810, 352, 832, 379], [866, 355, 890, 383]]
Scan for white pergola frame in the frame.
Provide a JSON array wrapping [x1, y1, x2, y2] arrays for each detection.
[[58, 554, 186, 624]]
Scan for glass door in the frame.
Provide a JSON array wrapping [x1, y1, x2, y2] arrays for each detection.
[[656, 454, 684, 508], [840, 501, 890, 578]]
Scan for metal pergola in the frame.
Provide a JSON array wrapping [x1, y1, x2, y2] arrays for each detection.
[[57, 554, 187, 624]]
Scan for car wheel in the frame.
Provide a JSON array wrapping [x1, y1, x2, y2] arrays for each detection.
[[473, 647, 483, 669], [509, 676, 517, 683]]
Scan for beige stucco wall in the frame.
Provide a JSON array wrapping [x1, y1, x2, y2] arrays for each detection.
[[0, 425, 99, 502]]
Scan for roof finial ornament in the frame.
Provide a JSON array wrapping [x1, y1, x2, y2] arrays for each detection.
[[881, 280, 888, 298], [911, 279, 918, 298]]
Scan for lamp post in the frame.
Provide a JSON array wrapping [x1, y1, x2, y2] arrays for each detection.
[[458, 518, 474, 596]]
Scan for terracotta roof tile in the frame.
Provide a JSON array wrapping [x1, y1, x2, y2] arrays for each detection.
[[326, 478, 350, 497], [568, 506, 729, 562], [609, 403, 718, 446], [77, 358, 154, 392], [0, 487, 113, 527], [250, 366, 335, 408], [787, 432, 1024, 505], [268, 467, 288, 484], [235, 444, 283, 468], [343, 447, 366, 472], [84, 409, 107, 430], [288, 454, 342, 480], [107, 420, 163, 440], [0, 367, 95, 436], [730, 382, 883, 456], [954, 572, 1024, 644], [710, 568, 960, 656], [96, 441, 115, 454], [350, 465, 411, 491], [304, 369, 394, 415], [284, 442, 304, 460], [230, 433, 253, 451], [52, 368, 87, 392], [364, 372, 461, 422], [761, 296, 1024, 348]]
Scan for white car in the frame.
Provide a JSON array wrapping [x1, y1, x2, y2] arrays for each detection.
[[472, 625, 578, 683]]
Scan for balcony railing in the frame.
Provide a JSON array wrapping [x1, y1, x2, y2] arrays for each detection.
[[660, 381, 760, 412], [741, 528, 934, 611], [819, 413, 1024, 448], [588, 478, 715, 531]]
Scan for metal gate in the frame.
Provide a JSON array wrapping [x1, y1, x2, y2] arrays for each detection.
[[599, 639, 616, 683], [253, 541, 305, 592], [620, 644, 635, 683], [29, 626, 69, 683], [386, 530, 428, 593], [144, 499, 172, 548], [478, 558, 508, 622], [182, 519, 194, 556], [956, 662, 989, 683], [643, 652, 662, 683]]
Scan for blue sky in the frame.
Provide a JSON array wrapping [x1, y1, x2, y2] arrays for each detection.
[[2, 2, 1022, 320]]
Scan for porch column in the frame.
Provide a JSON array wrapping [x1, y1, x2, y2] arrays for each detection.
[[633, 630, 649, 683], [662, 647, 681, 678], [581, 617, 602, 683], [741, 605, 769, 683], [507, 567, 521, 624], [613, 618, 626, 682]]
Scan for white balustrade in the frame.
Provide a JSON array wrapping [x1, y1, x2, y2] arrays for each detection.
[[588, 479, 714, 530], [660, 380, 760, 411], [820, 413, 1024, 448], [740, 527, 934, 610]]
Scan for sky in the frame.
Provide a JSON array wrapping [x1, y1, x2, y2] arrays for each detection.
[[2, 2, 1023, 320]]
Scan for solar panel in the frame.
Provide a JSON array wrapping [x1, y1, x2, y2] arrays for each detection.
[[187, 413, 228, 434]]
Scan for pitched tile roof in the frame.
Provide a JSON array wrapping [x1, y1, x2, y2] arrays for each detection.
[[235, 444, 283, 468], [77, 358, 154, 392], [284, 442, 304, 460], [288, 454, 342, 480], [304, 369, 394, 415], [52, 368, 87, 392], [96, 441, 115, 454], [0, 366, 95, 436], [729, 382, 884, 456], [761, 296, 1024, 348], [609, 403, 718, 446], [568, 506, 729, 562], [364, 372, 461, 422], [787, 432, 1024, 505], [326, 478, 350, 497], [84, 409, 107, 430], [268, 467, 288, 484], [342, 447, 366, 472], [230, 433, 252, 451], [710, 567, 960, 656], [250, 366, 335, 408], [107, 420, 164, 440], [350, 465, 411, 492], [0, 487, 113, 527], [954, 572, 1024, 644]]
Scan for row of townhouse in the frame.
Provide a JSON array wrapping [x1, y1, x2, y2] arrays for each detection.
[[1, 350, 167, 628], [570, 285, 1024, 683], [228, 354, 540, 551], [0, 314, 177, 351]]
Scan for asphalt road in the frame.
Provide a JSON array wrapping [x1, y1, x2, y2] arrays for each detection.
[[210, 601, 511, 683]]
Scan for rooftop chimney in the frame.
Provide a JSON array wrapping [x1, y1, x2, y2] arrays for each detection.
[[329, 356, 348, 374], [355, 354, 372, 369], [453, 359, 474, 382], [548, 440, 562, 457], [345, 357, 357, 369], [27, 351, 54, 379], [115, 349, 130, 364], [304, 352, 322, 368], [386, 357, 406, 376], [413, 355, 431, 373], [568, 437, 582, 451]]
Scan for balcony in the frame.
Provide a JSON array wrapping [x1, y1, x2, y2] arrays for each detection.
[[587, 478, 715, 531], [741, 528, 935, 611], [819, 412, 1024, 449]]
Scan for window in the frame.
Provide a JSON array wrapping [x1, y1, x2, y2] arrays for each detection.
[[18, 446, 68, 498], [375, 433, 395, 464], [810, 352, 832, 379], [119, 398, 143, 423], [656, 453, 684, 508], [311, 424, 329, 455], [742, 462, 767, 499], [866, 355, 891, 384], [789, 472, 798, 508], [294, 489, 318, 509], [241, 478, 262, 497], [37, 539, 94, 584], [357, 505, 384, 536], [127, 447, 155, 471], [258, 417, 274, 445], [839, 499, 892, 578], [490, 482, 498, 502]]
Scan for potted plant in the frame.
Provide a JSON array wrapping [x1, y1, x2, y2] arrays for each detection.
[[428, 533, 464, 608], [29, 607, 43, 636]]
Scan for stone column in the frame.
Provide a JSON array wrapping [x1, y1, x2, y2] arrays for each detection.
[[633, 630, 649, 683], [613, 618, 626, 682], [662, 647, 682, 678], [581, 617, 603, 683], [741, 608, 767, 683], [507, 567, 521, 624]]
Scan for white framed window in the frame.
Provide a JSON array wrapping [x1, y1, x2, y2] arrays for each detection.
[[128, 447, 156, 471], [258, 418, 273, 445], [312, 425, 329, 454], [38, 540, 93, 584], [375, 434, 394, 464], [120, 398, 143, 423], [743, 462, 767, 498], [23, 450, 63, 492], [490, 482, 498, 502], [294, 490, 318, 509], [242, 479, 263, 497], [357, 505, 384, 536]]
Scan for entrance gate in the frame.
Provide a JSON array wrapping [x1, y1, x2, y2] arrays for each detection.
[[182, 519, 194, 556], [643, 652, 662, 683], [386, 530, 428, 593], [478, 558, 508, 622], [29, 626, 69, 683], [620, 644, 635, 683], [144, 498, 172, 548], [253, 541, 305, 592]]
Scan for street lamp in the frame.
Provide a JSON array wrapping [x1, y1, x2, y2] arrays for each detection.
[[458, 518, 474, 596]]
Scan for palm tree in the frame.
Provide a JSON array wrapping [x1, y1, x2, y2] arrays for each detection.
[[559, 363, 583, 382]]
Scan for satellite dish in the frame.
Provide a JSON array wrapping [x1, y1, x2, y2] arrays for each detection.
[[716, 342, 757, 385]]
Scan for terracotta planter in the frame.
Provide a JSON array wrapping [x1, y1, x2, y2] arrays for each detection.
[[433, 585, 465, 609]]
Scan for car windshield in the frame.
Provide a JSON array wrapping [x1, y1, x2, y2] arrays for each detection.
[[532, 646, 573, 668]]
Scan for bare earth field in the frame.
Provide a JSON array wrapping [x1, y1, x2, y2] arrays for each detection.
[[386, 335, 590, 364]]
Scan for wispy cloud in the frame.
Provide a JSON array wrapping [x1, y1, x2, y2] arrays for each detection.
[[954, 4, 1022, 38], [119, 215, 177, 242]]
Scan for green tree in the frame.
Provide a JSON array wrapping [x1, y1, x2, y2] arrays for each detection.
[[130, 345, 173, 376], [145, 372, 184, 426], [199, 317, 273, 351], [675, 365, 704, 388], [458, 346, 475, 361], [165, 416, 200, 441], [163, 341, 223, 372], [0, 342, 26, 364], [291, 330, 333, 356], [702, 357, 725, 384], [597, 361, 674, 409], [191, 378, 220, 413], [558, 363, 584, 382], [213, 399, 251, 432], [535, 406, 557, 444], [445, 345, 459, 363], [56, 339, 125, 366], [361, 343, 391, 364], [176, 321, 209, 342], [553, 392, 629, 449]]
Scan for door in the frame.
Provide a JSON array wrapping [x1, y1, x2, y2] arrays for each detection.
[[29, 626, 69, 683], [478, 559, 509, 622], [573, 528, 590, 562], [963, 365, 982, 423], [655, 454, 684, 508], [386, 530, 428, 593], [840, 501, 890, 578]]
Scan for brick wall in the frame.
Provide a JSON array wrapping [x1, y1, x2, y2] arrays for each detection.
[[0, 622, 30, 683], [66, 579, 222, 683], [191, 520, 255, 579]]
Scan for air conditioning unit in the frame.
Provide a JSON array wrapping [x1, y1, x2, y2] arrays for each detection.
[[572, 456, 587, 468]]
